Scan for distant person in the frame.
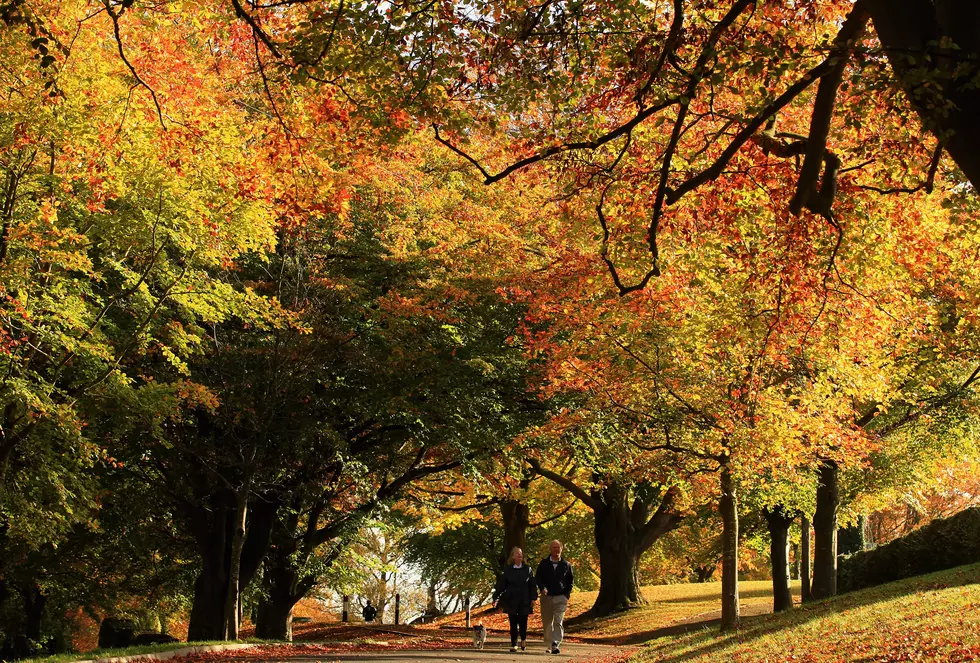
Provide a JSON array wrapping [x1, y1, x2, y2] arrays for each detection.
[[362, 599, 377, 623], [536, 539, 573, 654], [493, 546, 538, 653]]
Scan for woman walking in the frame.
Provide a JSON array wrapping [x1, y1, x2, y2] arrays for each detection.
[[493, 546, 538, 652]]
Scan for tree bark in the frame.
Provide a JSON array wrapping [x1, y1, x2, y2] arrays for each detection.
[[254, 499, 348, 641], [593, 483, 641, 616], [23, 583, 46, 647], [426, 580, 438, 617], [500, 499, 530, 568], [255, 598, 296, 642], [254, 534, 327, 641], [867, 0, 980, 189], [223, 486, 250, 640], [526, 460, 681, 618], [800, 514, 812, 603], [811, 458, 839, 600], [254, 556, 303, 642], [719, 464, 740, 631], [763, 506, 795, 612], [188, 509, 229, 641], [186, 491, 275, 641]]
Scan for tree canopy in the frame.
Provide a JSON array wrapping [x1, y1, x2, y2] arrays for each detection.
[[2, 0, 980, 652]]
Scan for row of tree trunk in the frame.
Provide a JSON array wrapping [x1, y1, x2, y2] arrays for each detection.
[[520, 455, 851, 626], [761, 458, 841, 620]]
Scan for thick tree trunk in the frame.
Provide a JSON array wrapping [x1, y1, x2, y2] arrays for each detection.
[[223, 488, 249, 640], [256, 511, 348, 640], [528, 462, 680, 619], [763, 507, 794, 612], [186, 492, 274, 641], [867, 1, 980, 189], [426, 580, 438, 616], [592, 484, 641, 616], [255, 592, 297, 642], [800, 515, 812, 603], [254, 546, 315, 642], [719, 464, 740, 631], [500, 499, 530, 568], [23, 584, 46, 646], [811, 459, 839, 600], [188, 511, 230, 641], [188, 569, 227, 640]]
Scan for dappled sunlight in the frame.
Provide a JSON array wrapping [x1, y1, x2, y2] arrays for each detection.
[[419, 580, 795, 645], [634, 564, 980, 662]]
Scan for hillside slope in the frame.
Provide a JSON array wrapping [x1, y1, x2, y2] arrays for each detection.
[[634, 563, 980, 662]]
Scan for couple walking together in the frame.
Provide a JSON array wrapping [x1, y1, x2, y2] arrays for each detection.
[[492, 540, 574, 654]]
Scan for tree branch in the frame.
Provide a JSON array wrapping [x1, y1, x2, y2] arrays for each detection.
[[103, 1, 166, 130], [529, 499, 577, 527], [635, 485, 684, 553], [596, 187, 659, 295], [432, 96, 677, 185], [526, 457, 600, 510], [789, 2, 870, 215], [230, 0, 282, 59]]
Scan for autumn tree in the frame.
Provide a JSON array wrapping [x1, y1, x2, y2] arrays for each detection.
[[509, 407, 686, 618], [0, 4, 285, 651]]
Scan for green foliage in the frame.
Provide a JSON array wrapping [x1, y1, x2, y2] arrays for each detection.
[[404, 520, 500, 604]]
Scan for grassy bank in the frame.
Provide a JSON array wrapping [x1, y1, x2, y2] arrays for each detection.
[[630, 563, 980, 662]]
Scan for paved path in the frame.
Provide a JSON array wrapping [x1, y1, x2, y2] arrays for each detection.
[[263, 638, 626, 662]]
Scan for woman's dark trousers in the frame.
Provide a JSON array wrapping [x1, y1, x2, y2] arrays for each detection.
[[508, 614, 528, 645]]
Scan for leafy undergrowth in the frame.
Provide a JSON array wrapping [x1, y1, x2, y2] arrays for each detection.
[[421, 580, 790, 645], [633, 563, 980, 663]]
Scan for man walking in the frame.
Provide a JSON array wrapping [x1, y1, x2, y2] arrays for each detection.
[[362, 599, 377, 623], [536, 540, 573, 654]]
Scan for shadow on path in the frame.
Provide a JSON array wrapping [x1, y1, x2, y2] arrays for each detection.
[[573, 602, 775, 645], [232, 638, 626, 663]]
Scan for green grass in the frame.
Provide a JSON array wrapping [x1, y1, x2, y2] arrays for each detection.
[[423, 579, 790, 640], [625, 563, 980, 662], [22, 640, 245, 663], [563, 580, 798, 643]]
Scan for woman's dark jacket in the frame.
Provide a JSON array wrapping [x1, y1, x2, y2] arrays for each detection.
[[493, 564, 538, 616]]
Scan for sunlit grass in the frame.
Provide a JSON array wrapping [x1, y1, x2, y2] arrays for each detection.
[[428, 564, 980, 661], [426, 579, 796, 642], [631, 563, 980, 662], [568, 580, 798, 642]]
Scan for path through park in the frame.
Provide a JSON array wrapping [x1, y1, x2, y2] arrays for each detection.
[[236, 639, 626, 662]]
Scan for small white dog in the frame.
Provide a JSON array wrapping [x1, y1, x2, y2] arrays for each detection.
[[472, 623, 487, 649]]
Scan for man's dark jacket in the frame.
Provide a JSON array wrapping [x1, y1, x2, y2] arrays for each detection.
[[535, 557, 573, 599]]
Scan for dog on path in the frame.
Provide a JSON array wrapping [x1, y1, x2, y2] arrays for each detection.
[[472, 623, 487, 649]]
